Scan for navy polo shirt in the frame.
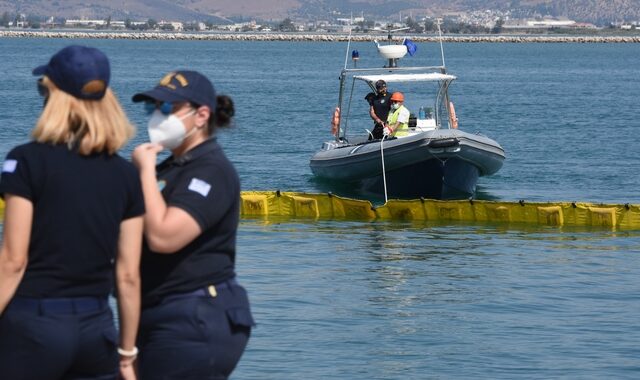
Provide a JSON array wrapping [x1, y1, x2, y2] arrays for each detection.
[[140, 138, 240, 308], [365, 91, 392, 122], [0, 142, 145, 298]]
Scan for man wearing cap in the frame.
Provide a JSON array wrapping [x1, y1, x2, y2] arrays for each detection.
[[131, 70, 254, 379], [364, 79, 392, 140]]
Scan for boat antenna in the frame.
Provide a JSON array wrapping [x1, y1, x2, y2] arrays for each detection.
[[436, 18, 446, 68], [343, 20, 353, 69]]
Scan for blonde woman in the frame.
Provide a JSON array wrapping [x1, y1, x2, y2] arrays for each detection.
[[0, 45, 143, 380]]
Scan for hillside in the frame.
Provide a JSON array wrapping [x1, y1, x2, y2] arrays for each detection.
[[0, 0, 637, 25]]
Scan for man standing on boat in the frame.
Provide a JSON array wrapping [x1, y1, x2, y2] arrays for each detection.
[[365, 79, 391, 140], [384, 92, 411, 138]]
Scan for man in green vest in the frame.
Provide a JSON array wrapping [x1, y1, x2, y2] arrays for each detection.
[[383, 92, 411, 138]]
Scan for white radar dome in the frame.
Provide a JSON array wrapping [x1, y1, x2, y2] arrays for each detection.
[[377, 45, 408, 59]]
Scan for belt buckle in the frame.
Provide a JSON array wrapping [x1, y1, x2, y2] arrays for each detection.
[[207, 285, 217, 298]]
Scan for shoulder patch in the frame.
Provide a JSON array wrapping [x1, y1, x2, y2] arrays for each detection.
[[188, 178, 212, 197], [2, 159, 17, 173]]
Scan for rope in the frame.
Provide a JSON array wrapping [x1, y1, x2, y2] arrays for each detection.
[[380, 135, 389, 203]]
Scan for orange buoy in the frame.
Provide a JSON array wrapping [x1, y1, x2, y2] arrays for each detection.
[[448, 101, 458, 129], [330, 107, 341, 136]]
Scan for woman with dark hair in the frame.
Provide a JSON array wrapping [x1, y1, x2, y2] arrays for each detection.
[[0, 45, 143, 380], [131, 70, 254, 379]]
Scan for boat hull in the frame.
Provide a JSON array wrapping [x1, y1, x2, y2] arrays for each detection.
[[309, 129, 504, 199]]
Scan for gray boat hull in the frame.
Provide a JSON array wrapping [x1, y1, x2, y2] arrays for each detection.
[[309, 129, 505, 199]]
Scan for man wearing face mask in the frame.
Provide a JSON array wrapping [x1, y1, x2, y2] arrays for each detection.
[[131, 70, 255, 380], [383, 92, 411, 138]]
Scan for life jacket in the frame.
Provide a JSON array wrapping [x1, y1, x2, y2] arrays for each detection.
[[387, 105, 410, 137]]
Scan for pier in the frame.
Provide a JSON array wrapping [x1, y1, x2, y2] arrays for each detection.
[[2, 30, 640, 42]]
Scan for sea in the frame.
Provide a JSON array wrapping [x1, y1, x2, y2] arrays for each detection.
[[1, 37, 639, 379]]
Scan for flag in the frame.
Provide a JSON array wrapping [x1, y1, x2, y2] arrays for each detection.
[[403, 38, 417, 56]]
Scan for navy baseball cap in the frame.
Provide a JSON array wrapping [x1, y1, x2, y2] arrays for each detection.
[[132, 70, 216, 111], [32, 45, 110, 100]]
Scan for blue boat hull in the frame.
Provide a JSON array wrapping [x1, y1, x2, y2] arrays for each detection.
[[358, 156, 480, 199], [310, 130, 504, 200]]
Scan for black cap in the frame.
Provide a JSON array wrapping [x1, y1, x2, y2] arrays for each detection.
[[132, 70, 216, 111], [33, 45, 110, 100], [375, 80, 387, 89]]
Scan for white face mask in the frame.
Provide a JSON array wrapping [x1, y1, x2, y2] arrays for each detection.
[[147, 109, 196, 150], [391, 103, 400, 110]]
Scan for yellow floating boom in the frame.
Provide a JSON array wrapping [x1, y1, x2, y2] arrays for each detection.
[[2, 192, 640, 230], [239, 191, 640, 230]]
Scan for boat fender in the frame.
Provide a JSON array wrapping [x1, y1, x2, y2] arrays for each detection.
[[448, 101, 458, 129], [427, 138, 459, 148], [331, 107, 341, 136]]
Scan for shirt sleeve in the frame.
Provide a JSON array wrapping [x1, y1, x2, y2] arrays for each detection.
[[165, 164, 238, 232], [364, 93, 375, 106], [123, 164, 145, 220], [0, 146, 34, 201], [398, 107, 411, 123]]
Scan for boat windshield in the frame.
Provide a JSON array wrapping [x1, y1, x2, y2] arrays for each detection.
[[353, 73, 456, 83], [339, 70, 456, 141]]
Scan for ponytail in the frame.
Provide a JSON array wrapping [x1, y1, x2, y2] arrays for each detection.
[[207, 95, 234, 134]]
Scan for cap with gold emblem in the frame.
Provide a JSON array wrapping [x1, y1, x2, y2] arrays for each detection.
[[132, 70, 216, 111]]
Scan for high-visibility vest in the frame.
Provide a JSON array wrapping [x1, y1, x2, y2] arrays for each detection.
[[387, 105, 410, 137]]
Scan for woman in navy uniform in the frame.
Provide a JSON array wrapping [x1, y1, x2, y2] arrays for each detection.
[[0, 45, 144, 379], [131, 70, 254, 379]]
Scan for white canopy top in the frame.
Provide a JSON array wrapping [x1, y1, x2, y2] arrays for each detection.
[[354, 72, 456, 83]]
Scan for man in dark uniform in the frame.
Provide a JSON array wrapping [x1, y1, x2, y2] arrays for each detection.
[[364, 79, 392, 140]]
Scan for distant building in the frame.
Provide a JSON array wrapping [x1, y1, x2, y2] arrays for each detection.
[[573, 22, 597, 29], [158, 21, 183, 31], [504, 18, 577, 29], [109, 21, 125, 29], [526, 19, 576, 28], [66, 19, 106, 27]]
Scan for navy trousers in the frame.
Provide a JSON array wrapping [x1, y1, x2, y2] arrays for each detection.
[[137, 280, 254, 380], [0, 297, 118, 380]]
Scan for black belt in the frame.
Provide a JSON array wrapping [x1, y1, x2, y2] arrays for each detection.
[[8, 296, 108, 315], [163, 278, 239, 303]]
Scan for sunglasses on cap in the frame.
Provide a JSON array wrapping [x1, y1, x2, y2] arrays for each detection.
[[37, 78, 49, 98], [144, 101, 174, 115]]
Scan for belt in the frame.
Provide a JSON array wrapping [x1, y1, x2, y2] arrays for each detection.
[[8, 296, 108, 315], [164, 278, 239, 302]]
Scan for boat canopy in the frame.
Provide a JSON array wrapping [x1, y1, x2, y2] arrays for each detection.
[[353, 72, 457, 84]]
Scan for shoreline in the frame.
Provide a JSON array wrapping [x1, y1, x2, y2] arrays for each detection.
[[1, 30, 640, 43]]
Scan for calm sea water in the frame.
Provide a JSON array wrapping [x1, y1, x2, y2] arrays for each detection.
[[1, 37, 639, 379]]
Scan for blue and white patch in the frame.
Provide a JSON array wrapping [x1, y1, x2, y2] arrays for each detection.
[[157, 180, 166, 191], [188, 178, 211, 197], [2, 159, 17, 173]]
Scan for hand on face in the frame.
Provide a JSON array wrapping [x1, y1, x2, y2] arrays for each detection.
[[132, 143, 163, 172]]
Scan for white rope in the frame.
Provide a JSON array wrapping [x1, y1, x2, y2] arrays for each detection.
[[380, 136, 389, 203]]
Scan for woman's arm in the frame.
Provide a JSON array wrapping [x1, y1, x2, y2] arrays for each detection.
[[115, 215, 143, 376], [132, 143, 202, 254], [0, 194, 32, 315]]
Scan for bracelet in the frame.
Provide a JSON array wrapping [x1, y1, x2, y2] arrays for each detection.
[[118, 346, 139, 357]]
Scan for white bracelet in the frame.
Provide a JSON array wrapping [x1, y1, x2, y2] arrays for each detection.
[[118, 346, 139, 357]]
